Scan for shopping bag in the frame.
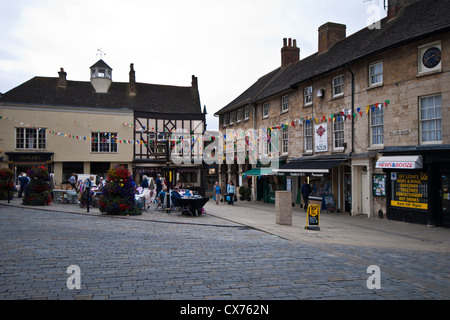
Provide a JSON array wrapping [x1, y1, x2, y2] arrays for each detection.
[[226, 195, 230, 203]]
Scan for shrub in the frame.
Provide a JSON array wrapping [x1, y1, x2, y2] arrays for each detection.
[[0, 168, 15, 200], [22, 166, 53, 206], [99, 165, 140, 216]]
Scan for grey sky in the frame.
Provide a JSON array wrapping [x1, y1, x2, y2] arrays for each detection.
[[0, 0, 386, 129]]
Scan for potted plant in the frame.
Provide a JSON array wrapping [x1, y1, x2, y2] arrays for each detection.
[[22, 166, 53, 206], [238, 186, 246, 201], [98, 165, 141, 216], [0, 168, 15, 201], [245, 186, 252, 201]]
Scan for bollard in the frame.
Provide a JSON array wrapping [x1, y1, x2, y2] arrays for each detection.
[[275, 191, 292, 226]]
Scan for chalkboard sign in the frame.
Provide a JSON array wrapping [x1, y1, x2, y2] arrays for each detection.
[[322, 194, 336, 212], [373, 174, 386, 197]]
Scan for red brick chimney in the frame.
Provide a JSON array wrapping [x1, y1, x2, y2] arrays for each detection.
[[318, 22, 346, 54], [129, 63, 136, 97], [281, 38, 300, 67]]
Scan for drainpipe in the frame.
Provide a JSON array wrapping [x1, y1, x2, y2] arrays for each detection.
[[345, 64, 355, 155]]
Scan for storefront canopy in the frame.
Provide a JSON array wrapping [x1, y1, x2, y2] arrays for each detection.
[[274, 159, 347, 176], [376, 155, 423, 169], [242, 168, 274, 177]]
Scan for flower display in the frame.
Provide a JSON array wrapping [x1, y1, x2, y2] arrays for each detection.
[[22, 166, 53, 206], [0, 168, 15, 200], [98, 166, 140, 215]]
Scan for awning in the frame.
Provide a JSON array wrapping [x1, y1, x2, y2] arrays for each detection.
[[242, 168, 274, 177], [376, 155, 423, 169], [274, 159, 347, 176]]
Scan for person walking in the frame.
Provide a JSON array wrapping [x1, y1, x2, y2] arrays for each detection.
[[18, 172, 29, 198], [214, 182, 221, 205], [301, 181, 312, 212], [226, 180, 235, 206]]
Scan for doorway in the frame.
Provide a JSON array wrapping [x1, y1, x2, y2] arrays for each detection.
[[440, 173, 450, 227]]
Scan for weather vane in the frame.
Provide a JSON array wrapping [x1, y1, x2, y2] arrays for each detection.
[[97, 48, 106, 59]]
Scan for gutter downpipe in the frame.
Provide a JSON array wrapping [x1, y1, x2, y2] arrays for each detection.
[[345, 64, 355, 156]]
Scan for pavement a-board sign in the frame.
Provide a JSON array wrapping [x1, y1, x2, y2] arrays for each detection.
[[305, 204, 320, 230]]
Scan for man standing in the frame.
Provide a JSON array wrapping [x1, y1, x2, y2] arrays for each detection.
[[301, 181, 312, 212]]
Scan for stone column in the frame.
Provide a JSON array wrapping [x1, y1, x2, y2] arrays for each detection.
[[276, 191, 292, 226]]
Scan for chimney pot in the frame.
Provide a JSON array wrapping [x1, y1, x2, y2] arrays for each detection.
[[281, 38, 300, 67]]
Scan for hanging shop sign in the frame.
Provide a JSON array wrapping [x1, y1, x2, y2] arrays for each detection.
[[391, 172, 428, 210], [314, 124, 328, 153]]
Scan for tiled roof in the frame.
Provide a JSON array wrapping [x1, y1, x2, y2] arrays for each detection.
[[215, 0, 450, 115], [0, 77, 202, 115]]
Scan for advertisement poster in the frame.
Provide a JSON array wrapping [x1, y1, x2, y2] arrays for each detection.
[[315, 124, 328, 153]]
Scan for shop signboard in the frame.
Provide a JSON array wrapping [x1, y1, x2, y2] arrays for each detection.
[[391, 172, 428, 210], [314, 124, 328, 153], [305, 204, 321, 230]]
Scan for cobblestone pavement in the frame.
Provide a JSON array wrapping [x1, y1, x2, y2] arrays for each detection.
[[0, 204, 449, 301]]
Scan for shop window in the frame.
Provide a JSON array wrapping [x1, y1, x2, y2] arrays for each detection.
[[420, 94, 442, 144], [16, 127, 46, 150], [370, 105, 384, 146]]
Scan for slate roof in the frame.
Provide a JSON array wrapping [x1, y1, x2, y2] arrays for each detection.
[[215, 0, 450, 116], [0, 68, 202, 115]]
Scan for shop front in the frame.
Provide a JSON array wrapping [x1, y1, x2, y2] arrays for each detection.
[[5, 152, 54, 183], [274, 158, 348, 212], [378, 147, 450, 228]]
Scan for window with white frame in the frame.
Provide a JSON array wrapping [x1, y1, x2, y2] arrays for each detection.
[[262, 102, 269, 118], [369, 61, 383, 86], [282, 126, 289, 154], [244, 106, 250, 120], [333, 116, 345, 149], [223, 114, 228, 127], [281, 95, 289, 112], [304, 121, 313, 152], [229, 111, 234, 125], [16, 127, 46, 150], [236, 109, 242, 123], [420, 94, 442, 143], [332, 75, 344, 97], [91, 132, 118, 153], [370, 105, 384, 146], [304, 86, 313, 106]]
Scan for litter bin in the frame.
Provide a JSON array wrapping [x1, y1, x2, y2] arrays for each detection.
[[276, 191, 292, 226]]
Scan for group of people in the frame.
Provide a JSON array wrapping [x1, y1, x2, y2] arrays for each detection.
[[213, 180, 236, 206]]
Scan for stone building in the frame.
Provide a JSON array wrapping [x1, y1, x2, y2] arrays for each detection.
[[0, 59, 206, 192], [214, 0, 450, 227]]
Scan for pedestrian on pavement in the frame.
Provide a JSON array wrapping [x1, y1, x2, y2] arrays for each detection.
[[155, 174, 163, 196], [301, 181, 312, 212], [226, 180, 235, 205], [69, 173, 77, 190], [18, 172, 29, 198], [214, 182, 221, 205]]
